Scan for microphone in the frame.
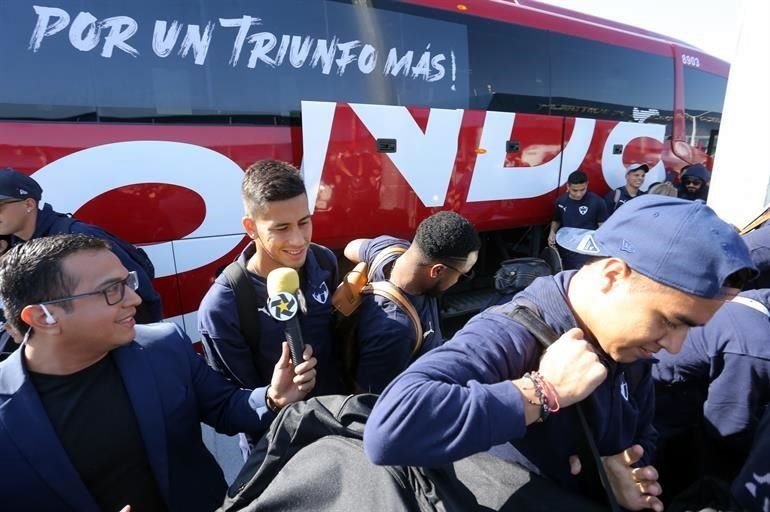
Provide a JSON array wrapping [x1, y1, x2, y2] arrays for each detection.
[[266, 267, 304, 367]]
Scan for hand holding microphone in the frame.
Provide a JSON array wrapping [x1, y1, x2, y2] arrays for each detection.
[[266, 267, 306, 367]]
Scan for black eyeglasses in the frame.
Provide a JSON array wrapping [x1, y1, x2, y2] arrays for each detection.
[[441, 262, 475, 282], [39, 271, 139, 307]]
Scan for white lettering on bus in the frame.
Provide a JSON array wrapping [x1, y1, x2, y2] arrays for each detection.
[[152, 21, 183, 58], [177, 22, 215, 65], [300, 101, 666, 207], [68, 11, 101, 53], [681, 54, 701, 68], [218, 16, 261, 67], [468, 114, 596, 202], [247, 32, 278, 68], [29, 6, 70, 52], [99, 16, 139, 58], [27, 5, 457, 88], [30, 141, 245, 278]]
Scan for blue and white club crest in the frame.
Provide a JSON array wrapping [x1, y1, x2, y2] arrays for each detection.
[[578, 205, 589, 215], [267, 292, 298, 321], [576, 234, 601, 254], [619, 374, 630, 401], [312, 282, 329, 304]]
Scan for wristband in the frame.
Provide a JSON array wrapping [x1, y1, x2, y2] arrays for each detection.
[[265, 386, 280, 414], [523, 371, 560, 422]]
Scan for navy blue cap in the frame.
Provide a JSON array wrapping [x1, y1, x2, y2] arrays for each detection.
[[556, 195, 757, 299], [0, 168, 42, 202], [682, 163, 709, 182]]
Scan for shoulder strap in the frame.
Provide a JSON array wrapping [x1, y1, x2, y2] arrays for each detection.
[[740, 206, 770, 235], [367, 246, 407, 282], [613, 188, 621, 208], [504, 304, 622, 512], [505, 305, 559, 348], [309, 243, 338, 289], [365, 281, 424, 357], [731, 296, 770, 317], [222, 261, 263, 373]]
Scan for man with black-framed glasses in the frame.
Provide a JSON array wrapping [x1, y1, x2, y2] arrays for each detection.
[[0, 234, 319, 512], [343, 211, 480, 393]]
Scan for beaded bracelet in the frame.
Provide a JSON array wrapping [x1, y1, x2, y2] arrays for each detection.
[[523, 371, 560, 422]]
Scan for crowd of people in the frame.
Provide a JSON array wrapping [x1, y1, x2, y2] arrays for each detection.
[[0, 159, 769, 512]]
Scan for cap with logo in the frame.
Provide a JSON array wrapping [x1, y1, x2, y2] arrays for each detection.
[[626, 163, 649, 174], [0, 168, 42, 202], [556, 195, 757, 299]]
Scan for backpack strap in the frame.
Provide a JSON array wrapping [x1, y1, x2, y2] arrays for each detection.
[[740, 206, 770, 235], [731, 296, 770, 317], [613, 188, 622, 210], [504, 304, 622, 512], [364, 281, 424, 357], [309, 243, 338, 292], [367, 246, 406, 281], [222, 261, 264, 382]]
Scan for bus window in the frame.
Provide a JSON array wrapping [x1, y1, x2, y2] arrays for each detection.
[[369, 0, 551, 114], [683, 67, 727, 154], [549, 33, 674, 125], [0, 0, 470, 121]]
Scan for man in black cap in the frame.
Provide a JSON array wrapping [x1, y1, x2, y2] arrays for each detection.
[[605, 163, 649, 214], [0, 168, 161, 324]]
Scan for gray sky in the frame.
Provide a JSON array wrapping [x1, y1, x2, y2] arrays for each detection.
[[536, 0, 743, 62]]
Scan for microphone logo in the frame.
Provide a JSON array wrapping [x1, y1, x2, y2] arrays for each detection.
[[267, 291, 299, 321]]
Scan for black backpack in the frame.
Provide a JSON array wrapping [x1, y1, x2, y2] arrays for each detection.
[[219, 393, 608, 512], [218, 306, 641, 512], [54, 214, 156, 280]]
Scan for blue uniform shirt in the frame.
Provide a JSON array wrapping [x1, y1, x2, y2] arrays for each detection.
[[732, 407, 770, 511], [355, 236, 443, 393], [554, 191, 609, 230], [197, 241, 339, 395], [653, 289, 770, 440], [364, 271, 656, 493], [604, 187, 645, 214]]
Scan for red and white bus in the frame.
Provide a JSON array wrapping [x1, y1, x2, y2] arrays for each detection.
[[0, 0, 729, 335]]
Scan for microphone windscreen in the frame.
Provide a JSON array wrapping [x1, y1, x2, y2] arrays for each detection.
[[267, 267, 300, 296]]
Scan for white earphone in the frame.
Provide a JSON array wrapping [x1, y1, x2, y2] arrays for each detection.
[[39, 304, 57, 325]]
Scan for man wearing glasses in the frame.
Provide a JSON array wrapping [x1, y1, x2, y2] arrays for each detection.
[[0, 234, 318, 512], [343, 211, 480, 393], [677, 163, 710, 201]]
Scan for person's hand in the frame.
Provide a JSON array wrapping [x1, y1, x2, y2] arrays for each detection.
[[602, 445, 663, 511], [537, 328, 607, 408], [268, 342, 317, 411], [547, 231, 557, 247], [117, 506, 131, 512]]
